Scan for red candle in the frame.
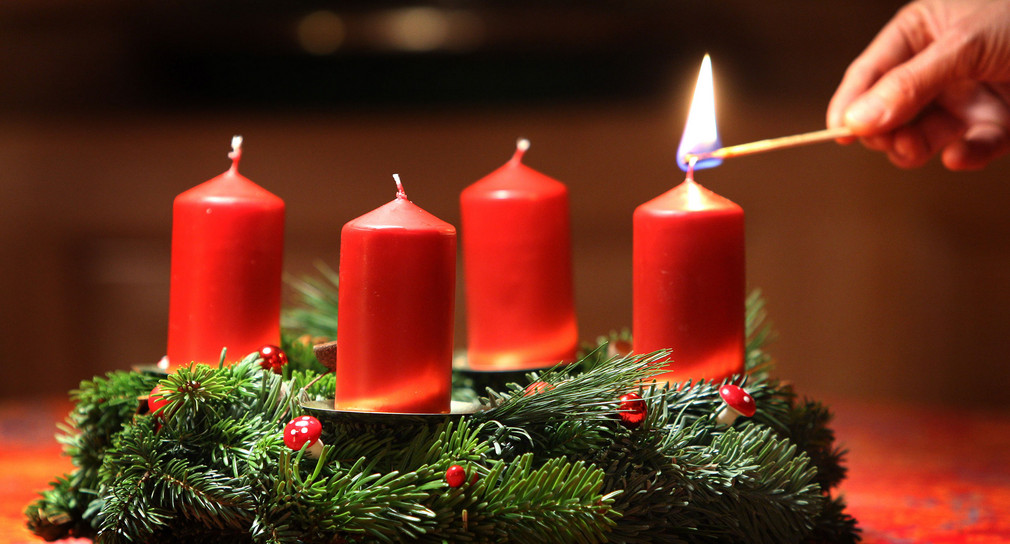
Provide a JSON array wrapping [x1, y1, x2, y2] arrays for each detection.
[[336, 175, 456, 413], [167, 136, 285, 369], [460, 139, 577, 370], [632, 175, 744, 383]]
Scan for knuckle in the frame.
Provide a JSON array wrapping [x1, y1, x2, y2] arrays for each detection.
[[946, 31, 986, 78]]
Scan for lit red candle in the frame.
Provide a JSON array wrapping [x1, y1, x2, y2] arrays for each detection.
[[167, 136, 285, 370], [336, 175, 456, 413], [632, 176, 744, 383], [460, 139, 578, 370], [632, 54, 745, 383]]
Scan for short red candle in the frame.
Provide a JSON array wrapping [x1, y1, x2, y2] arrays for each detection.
[[460, 139, 577, 370], [633, 175, 744, 383], [336, 176, 456, 413], [167, 137, 285, 369]]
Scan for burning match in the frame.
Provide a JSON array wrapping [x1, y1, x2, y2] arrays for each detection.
[[683, 126, 853, 165]]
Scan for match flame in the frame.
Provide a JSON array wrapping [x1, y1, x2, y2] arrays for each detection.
[[677, 54, 722, 172]]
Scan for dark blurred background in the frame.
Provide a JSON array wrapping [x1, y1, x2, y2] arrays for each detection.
[[3, 0, 1009, 408]]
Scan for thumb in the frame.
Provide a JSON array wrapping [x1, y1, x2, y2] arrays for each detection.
[[845, 37, 964, 134]]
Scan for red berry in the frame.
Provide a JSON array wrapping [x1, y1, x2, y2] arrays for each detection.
[[284, 415, 322, 451], [524, 381, 555, 397], [618, 392, 647, 429], [259, 345, 289, 374], [446, 464, 466, 488], [148, 384, 171, 417]]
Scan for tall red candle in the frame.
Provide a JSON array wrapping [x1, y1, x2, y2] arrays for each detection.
[[460, 139, 577, 370], [167, 136, 285, 369], [336, 176, 456, 413], [632, 175, 744, 383]]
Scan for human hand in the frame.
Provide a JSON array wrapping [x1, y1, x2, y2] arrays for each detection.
[[827, 0, 1010, 170]]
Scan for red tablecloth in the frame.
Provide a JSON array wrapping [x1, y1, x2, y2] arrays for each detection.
[[3, 396, 1009, 543], [830, 396, 1010, 543]]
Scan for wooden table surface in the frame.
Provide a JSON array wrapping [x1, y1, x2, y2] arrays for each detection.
[[3, 394, 1009, 543]]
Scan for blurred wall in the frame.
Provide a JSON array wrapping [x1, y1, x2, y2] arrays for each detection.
[[3, 0, 1009, 408]]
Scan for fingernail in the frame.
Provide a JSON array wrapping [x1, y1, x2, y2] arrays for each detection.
[[845, 95, 885, 129]]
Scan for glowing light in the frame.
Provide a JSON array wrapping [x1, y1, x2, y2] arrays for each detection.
[[677, 55, 722, 172], [375, 8, 483, 52], [296, 10, 346, 55]]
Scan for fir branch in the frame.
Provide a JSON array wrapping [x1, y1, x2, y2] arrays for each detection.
[[785, 398, 848, 491], [745, 289, 776, 376], [282, 261, 339, 339], [472, 352, 668, 460], [26, 369, 160, 540], [280, 332, 331, 374], [94, 419, 258, 542], [266, 453, 438, 542], [26, 474, 96, 541], [651, 375, 792, 438], [805, 494, 861, 544], [59, 370, 162, 487], [592, 433, 693, 544], [395, 420, 490, 474], [430, 454, 618, 544], [668, 425, 823, 544], [155, 364, 235, 422]]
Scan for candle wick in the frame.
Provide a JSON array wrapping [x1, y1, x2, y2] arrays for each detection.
[[228, 135, 243, 172], [512, 137, 531, 163], [686, 156, 697, 181], [393, 174, 407, 200]]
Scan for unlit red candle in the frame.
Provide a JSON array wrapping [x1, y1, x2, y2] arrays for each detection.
[[460, 139, 577, 370], [633, 175, 744, 383], [167, 136, 285, 370], [336, 175, 456, 413]]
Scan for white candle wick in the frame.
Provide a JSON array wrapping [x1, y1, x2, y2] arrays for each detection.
[[393, 173, 407, 200], [228, 135, 243, 171], [512, 137, 531, 163]]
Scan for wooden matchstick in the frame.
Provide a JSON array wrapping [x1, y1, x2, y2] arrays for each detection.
[[684, 126, 853, 164]]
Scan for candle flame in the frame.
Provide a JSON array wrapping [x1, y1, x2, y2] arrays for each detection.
[[677, 55, 722, 172]]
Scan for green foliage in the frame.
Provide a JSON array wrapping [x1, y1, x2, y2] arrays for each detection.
[[808, 495, 861, 544], [279, 332, 330, 375], [27, 291, 858, 543], [471, 352, 668, 462], [745, 289, 776, 377], [26, 369, 161, 539], [281, 262, 339, 340], [785, 399, 848, 490]]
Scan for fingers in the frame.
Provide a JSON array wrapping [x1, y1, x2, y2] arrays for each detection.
[[860, 133, 894, 153], [853, 109, 963, 168], [937, 81, 1010, 169], [829, 0, 1010, 169], [845, 35, 965, 136], [942, 123, 1010, 170], [887, 108, 966, 168], [827, 2, 929, 135], [865, 97, 1010, 170]]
